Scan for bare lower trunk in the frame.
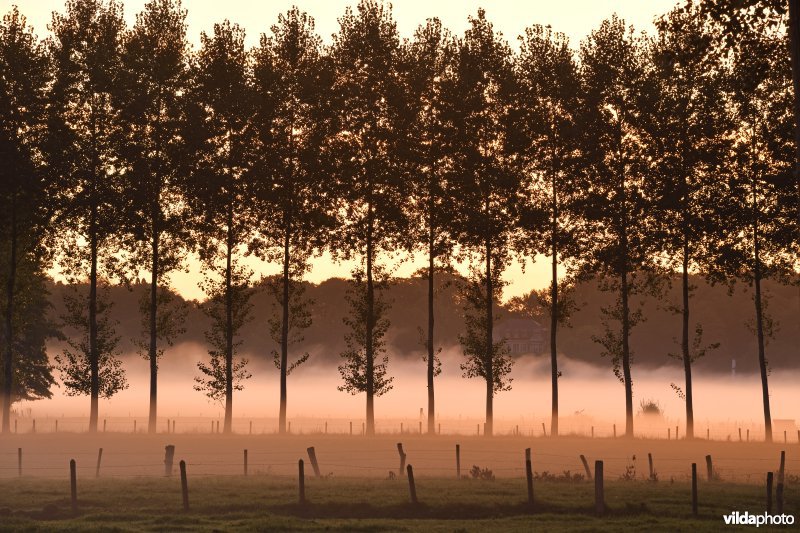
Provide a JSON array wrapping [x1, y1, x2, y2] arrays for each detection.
[[484, 229, 493, 438], [682, 238, 694, 439], [224, 206, 234, 434], [426, 222, 435, 435], [621, 261, 633, 438], [365, 199, 375, 436], [278, 224, 290, 434], [148, 223, 159, 434], [550, 171, 559, 438], [2, 196, 16, 433], [89, 205, 99, 433], [754, 229, 772, 443]]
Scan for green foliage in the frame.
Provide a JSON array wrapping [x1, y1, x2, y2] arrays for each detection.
[[338, 267, 393, 397], [194, 264, 253, 403], [55, 285, 127, 398]]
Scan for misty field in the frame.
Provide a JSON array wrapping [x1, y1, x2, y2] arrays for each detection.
[[0, 434, 797, 531]]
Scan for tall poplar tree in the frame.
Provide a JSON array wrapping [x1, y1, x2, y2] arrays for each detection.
[[329, 1, 412, 435], [579, 16, 656, 438], [117, 0, 191, 434], [186, 20, 256, 434], [445, 10, 519, 437], [47, 0, 127, 432], [251, 7, 333, 434], [0, 7, 56, 432], [721, 11, 795, 442], [513, 24, 583, 438], [647, 4, 730, 439], [406, 18, 455, 435]]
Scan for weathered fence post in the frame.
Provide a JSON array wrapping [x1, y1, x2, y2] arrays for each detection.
[[167, 419, 170, 433], [216, 420, 219, 433], [243, 449, 248, 476], [55, 420, 58, 433], [397, 443, 407, 477], [668, 428, 671, 441], [298, 459, 305, 505], [707, 428, 710, 440], [32, 419, 36, 433], [747, 428, 750, 442], [324, 421, 327, 434], [419, 421, 422, 434], [164, 445, 175, 477], [407, 464, 418, 504], [525, 448, 534, 506], [613, 424, 616, 438], [580, 454, 592, 480], [102, 419, 105, 432], [180, 460, 189, 511], [766, 472, 774, 513], [648, 453, 654, 481], [350, 421, 353, 435], [705, 455, 713, 481], [172, 420, 175, 434], [776, 480, 784, 514], [96, 448, 103, 478], [307, 447, 321, 478], [739, 428, 742, 442], [541, 423, 547, 437], [456, 444, 461, 479], [594, 460, 604, 515], [70, 459, 77, 513], [778, 450, 786, 484], [438, 423, 441, 435], [17, 448, 22, 477], [591, 426, 594, 438], [691, 463, 698, 516], [676, 425, 679, 440]]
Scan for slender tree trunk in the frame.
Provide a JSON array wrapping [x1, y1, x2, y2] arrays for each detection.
[[89, 203, 99, 433], [365, 199, 375, 436], [224, 204, 234, 434], [681, 233, 694, 440], [550, 170, 559, 438], [148, 212, 159, 434], [620, 265, 633, 438], [484, 205, 493, 437], [2, 194, 16, 433], [279, 220, 290, 434], [788, 0, 800, 339], [753, 220, 772, 443], [427, 193, 436, 435]]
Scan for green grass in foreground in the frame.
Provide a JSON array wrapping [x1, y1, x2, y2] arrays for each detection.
[[0, 476, 796, 532]]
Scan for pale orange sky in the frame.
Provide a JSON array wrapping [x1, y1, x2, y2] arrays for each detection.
[[5, 0, 681, 300]]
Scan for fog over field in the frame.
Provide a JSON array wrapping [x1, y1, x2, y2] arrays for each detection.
[[17, 344, 797, 440]]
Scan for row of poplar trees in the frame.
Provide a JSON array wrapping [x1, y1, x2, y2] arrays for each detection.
[[1, 0, 797, 439]]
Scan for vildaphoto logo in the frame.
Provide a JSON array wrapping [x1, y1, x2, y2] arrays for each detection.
[[723, 511, 795, 527]]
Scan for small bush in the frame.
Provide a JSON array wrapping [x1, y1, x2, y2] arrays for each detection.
[[469, 465, 495, 480], [639, 399, 662, 416], [620, 455, 637, 481]]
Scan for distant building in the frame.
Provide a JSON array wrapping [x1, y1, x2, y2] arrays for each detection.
[[495, 318, 546, 355]]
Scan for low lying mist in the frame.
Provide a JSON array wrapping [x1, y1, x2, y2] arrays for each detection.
[[16, 343, 798, 440]]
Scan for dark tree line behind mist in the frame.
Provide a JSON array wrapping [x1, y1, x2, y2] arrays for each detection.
[[0, 0, 797, 440]]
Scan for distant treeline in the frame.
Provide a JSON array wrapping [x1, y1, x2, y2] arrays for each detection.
[[47, 273, 799, 374], [1, 0, 797, 439]]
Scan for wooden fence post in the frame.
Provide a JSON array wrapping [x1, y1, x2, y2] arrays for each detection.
[[525, 448, 534, 506], [778, 450, 786, 484], [591, 426, 594, 438], [307, 447, 321, 478], [456, 444, 461, 479], [18, 448, 22, 477], [298, 459, 305, 505], [180, 460, 189, 511], [676, 426, 679, 440], [407, 464, 418, 504], [594, 460, 604, 515], [776, 480, 784, 514], [350, 421, 353, 435], [747, 429, 749, 442], [613, 424, 616, 438], [397, 443, 407, 477], [172, 420, 175, 434], [766, 472, 773, 513], [96, 448, 103, 478], [705, 455, 713, 481], [419, 421, 422, 434], [55, 420, 58, 433], [70, 459, 77, 513], [541, 423, 546, 437], [691, 463, 698, 516], [668, 427, 671, 441], [648, 453, 654, 481], [580, 454, 592, 480], [249, 421, 252, 435], [243, 449, 248, 476], [32, 419, 36, 433], [739, 427, 742, 442], [325, 421, 327, 434], [164, 445, 175, 477], [102, 419, 105, 432], [167, 419, 170, 433]]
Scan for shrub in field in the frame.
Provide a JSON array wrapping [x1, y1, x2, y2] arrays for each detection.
[[469, 465, 495, 480]]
